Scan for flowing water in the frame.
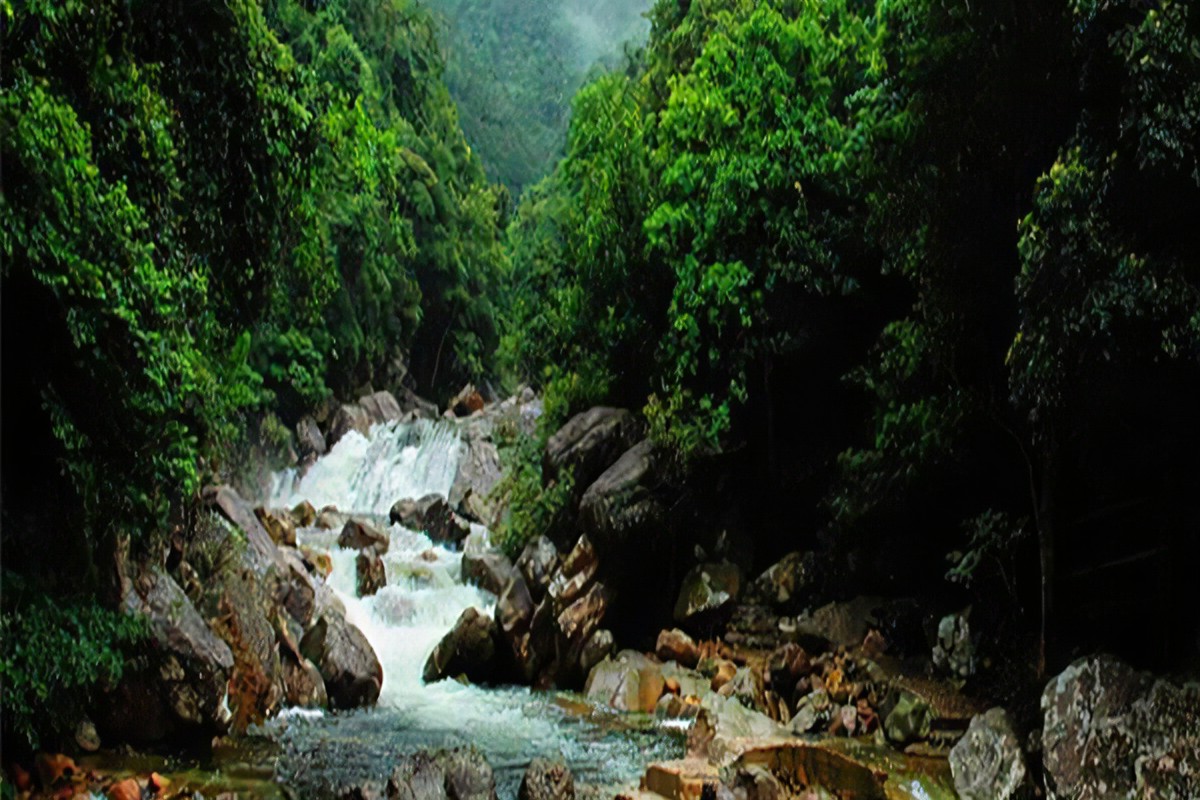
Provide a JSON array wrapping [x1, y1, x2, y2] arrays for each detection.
[[265, 419, 682, 797]]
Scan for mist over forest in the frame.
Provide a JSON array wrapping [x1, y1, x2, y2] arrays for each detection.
[[425, 0, 651, 196]]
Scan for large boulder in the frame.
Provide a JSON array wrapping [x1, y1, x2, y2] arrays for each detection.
[[673, 562, 742, 631], [449, 436, 503, 526], [300, 612, 383, 709], [204, 484, 281, 574], [516, 535, 559, 602], [543, 407, 641, 491], [687, 693, 786, 766], [390, 494, 469, 545], [295, 416, 327, 461], [577, 440, 668, 556], [463, 550, 517, 597], [386, 747, 497, 800], [747, 551, 812, 609], [328, 403, 372, 448], [656, 628, 701, 669], [584, 650, 666, 713], [950, 708, 1028, 800], [210, 565, 287, 728], [356, 550, 387, 597], [519, 758, 574, 800], [282, 652, 329, 710], [339, 519, 389, 554], [1042, 654, 1200, 800], [96, 568, 234, 745], [358, 390, 402, 426], [554, 582, 611, 685], [793, 596, 885, 652], [423, 607, 500, 685]]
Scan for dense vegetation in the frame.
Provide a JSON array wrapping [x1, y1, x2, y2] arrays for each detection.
[[498, 0, 1200, 670], [425, 0, 651, 197], [1, 0, 505, 745], [2, 0, 1198, 753]]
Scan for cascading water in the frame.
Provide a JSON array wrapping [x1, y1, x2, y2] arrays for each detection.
[[266, 419, 680, 797]]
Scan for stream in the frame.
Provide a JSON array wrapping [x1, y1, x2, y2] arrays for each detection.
[[262, 418, 683, 797]]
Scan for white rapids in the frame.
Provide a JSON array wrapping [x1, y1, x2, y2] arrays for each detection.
[[267, 418, 679, 795]]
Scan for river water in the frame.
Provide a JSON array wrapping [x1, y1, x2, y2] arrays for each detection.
[[265, 419, 682, 797]]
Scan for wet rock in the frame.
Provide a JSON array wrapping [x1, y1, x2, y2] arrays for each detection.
[[255, 506, 297, 547], [339, 519, 389, 554], [204, 484, 281, 574], [543, 407, 641, 492], [673, 562, 741, 630], [786, 689, 833, 734], [660, 660, 710, 699], [449, 436, 503, 527], [577, 439, 668, 556], [329, 403, 372, 448], [301, 612, 383, 709], [463, 550, 517, 597], [423, 607, 499, 685], [578, 629, 615, 678], [516, 535, 559, 601], [547, 535, 599, 609], [387, 746, 497, 800], [584, 650, 665, 713], [655, 693, 701, 722], [282, 652, 329, 709], [883, 690, 933, 745], [950, 707, 1027, 800], [279, 547, 319, 626], [296, 416, 327, 460], [359, 390, 402, 426], [748, 551, 812, 609], [933, 612, 975, 678], [656, 628, 701, 668], [687, 694, 786, 766], [555, 582, 611, 684], [390, 494, 469, 545], [496, 575, 535, 640], [290, 500, 318, 528], [210, 566, 290, 728], [449, 383, 486, 417], [317, 506, 349, 530], [519, 758, 574, 800], [1041, 654, 1200, 800], [97, 568, 233, 744], [356, 550, 386, 597]]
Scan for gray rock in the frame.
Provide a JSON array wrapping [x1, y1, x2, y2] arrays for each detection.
[[578, 629, 615, 678], [1042, 654, 1200, 800], [423, 607, 499, 685], [951, 707, 1027, 800], [390, 493, 469, 545], [282, 652, 329, 709], [544, 407, 641, 491], [449, 436, 503, 526], [301, 612, 383, 709], [386, 747, 498, 800], [673, 562, 742, 629], [519, 758, 574, 800], [329, 403, 372, 448], [296, 416, 327, 459], [496, 574, 535, 640], [204, 484, 281, 574], [793, 596, 884, 651], [577, 440, 668, 556], [555, 582, 611, 684], [933, 612, 975, 678], [97, 568, 234, 744], [358, 390, 402, 426], [883, 690, 933, 745], [748, 551, 811, 608], [463, 550, 517, 597], [516, 535, 559, 601], [687, 694, 786, 766]]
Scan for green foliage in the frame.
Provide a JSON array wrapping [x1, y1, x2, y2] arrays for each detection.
[[946, 510, 1030, 594], [0, 580, 147, 750], [426, 0, 651, 197], [489, 433, 575, 558]]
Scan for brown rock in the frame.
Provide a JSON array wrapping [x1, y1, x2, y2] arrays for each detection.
[[290, 500, 318, 528], [107, 778, 140, 800], [295, 416, 326, 460], [356, 550, 386, 597], [584, 650, 666, 713], [282, 653, 329, 709], [338, 519, 389, 554], [519, 758, 574, 800], [464, 551, 517, 597], [656, 628, 700, 668], [328, 403, 371, 448], [516, 535, 560, 602], [300, 612, 383, 709], [578, 628, 615, 678], [449, 384, 486, 417], [548, 535, 599, 609], [423, 607, 500, 685]]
